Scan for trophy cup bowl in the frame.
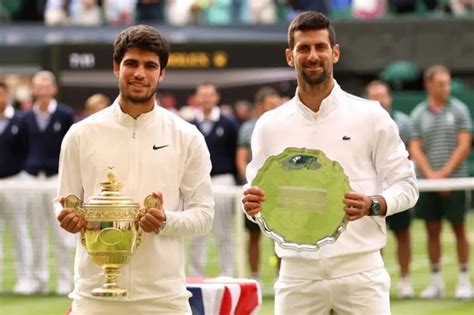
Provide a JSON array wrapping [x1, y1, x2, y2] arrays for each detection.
[[64, 167, 159, 297]]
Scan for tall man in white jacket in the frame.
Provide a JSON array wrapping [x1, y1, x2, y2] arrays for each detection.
[[242, 11, 418, 315], [56, 25, 214, 314]]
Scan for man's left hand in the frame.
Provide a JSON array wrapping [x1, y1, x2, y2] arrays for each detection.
[[343, 191, 371, 221], [140, 192, 166, 233]]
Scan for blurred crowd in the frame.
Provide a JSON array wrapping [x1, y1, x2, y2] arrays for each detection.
[[0, 0, 472, 26]]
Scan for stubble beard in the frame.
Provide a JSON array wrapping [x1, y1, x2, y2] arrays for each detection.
[[301, 66, 329, 87], [121, 83, 158, 105]]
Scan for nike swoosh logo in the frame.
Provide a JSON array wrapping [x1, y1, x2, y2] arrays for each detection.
[[342, 136, 351, 141], [153, 145, 169, 150]]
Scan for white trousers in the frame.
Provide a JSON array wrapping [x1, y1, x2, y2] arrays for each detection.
[[24, 173, 75, 290], [274, 267, 391, 315], [189, 174, 235, 277], [71, 295, 192, 315], [0, 173, 33, 287]]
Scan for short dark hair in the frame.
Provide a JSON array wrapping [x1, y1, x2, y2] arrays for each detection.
[[288, 11, 336, 49], [113, 25, 170, 70], [255, 87, 279, 105]]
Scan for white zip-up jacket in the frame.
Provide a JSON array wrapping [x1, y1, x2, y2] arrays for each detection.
[[246, 82, 418, 279], [56, 100, 214, 301]]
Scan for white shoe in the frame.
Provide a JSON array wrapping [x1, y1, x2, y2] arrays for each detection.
[[420, 280, 445, 299], [13, 279, 37, 295], [455, 275, 472, 299], [31, 281, 49, 295], [397, 277, 414, 299], [56, 282, 72, 295]]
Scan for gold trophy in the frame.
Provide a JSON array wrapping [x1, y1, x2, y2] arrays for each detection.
[[64, 167, 159, 297]]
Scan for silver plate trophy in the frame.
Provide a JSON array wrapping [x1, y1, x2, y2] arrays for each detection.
[[252, 147, 351, 251]]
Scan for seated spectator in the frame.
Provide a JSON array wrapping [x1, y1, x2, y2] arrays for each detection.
[[45, 0, 69, 25], [249, 0, 277, 24], [449, 0, 473, 15], [352, 0, 386, 19], [103, 0, 136, 25], [167, 0, 198, 25], [70, 0, 102, 26], [206, 0, 232, 24], [136, 0, 166, 23], [285, 0, 329, 20]]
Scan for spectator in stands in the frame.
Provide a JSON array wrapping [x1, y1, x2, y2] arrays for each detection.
[[44, 0, 69, 25], [236, 87, 281, 282], [352, 0, 386, 19], [56, 25, 214, 313], [70, 0, 103, 26], [410, 64, 473, 299], [0, 82, 35, 295], [231, 0, 246, 23], [189, 83, 238, 278], [103, 0, 136, 25], [136, 0, 166, 23], [157, 92, 178, 114], [205, 0, 233, 24], [285, 0, 329, 19], [167, 0, 198, 25], [233, 99, 252, 129], [21, 70, 75, 295], [366, 80, 415, 298], [242, 11, 418, 314], [449, 0, 473, 15], [249, 0, 277, 23], [81, 93, 110, 118]]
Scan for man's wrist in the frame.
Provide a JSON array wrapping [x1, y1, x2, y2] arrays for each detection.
[[368, 196, 382, 216], [154, 213, 167, 234]]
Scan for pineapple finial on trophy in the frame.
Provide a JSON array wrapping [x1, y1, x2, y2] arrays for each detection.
[[101, 167, 122, 193]]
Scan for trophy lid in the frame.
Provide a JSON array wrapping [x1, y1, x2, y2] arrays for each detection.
[[85, 167, 139, 208]]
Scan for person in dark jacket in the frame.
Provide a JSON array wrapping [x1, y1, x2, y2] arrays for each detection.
[[21, 71, 75, 295], [188, 83, 238, 277], [0, 81, 35, 294]]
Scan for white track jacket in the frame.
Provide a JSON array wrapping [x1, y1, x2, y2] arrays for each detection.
[[56, 101, 214, 301], [246, 81, 418, 280]]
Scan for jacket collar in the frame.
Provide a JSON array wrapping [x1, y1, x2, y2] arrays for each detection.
[[195, 106, 220, 123], [294, 80, 341, 120], [111, 98, 158, 127], [33, 99, 57, 115], [2, 104, 14, 119]]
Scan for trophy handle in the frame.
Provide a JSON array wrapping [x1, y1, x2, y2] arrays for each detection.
[[142, 194, 161, 214], [64, 194, 87, 247], [64, 194, 85, 217], [136, 195, 162, 247]]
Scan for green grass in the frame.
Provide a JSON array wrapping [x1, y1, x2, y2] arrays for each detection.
[[1, 213, 474, 314], [0, 294, 71, 315]]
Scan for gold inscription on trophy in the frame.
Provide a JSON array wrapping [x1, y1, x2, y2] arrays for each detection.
[[277, 186, 327, 213]]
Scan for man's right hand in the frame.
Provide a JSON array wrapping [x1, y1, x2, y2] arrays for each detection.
[[242, 187, 266, 217], [57, 196, 86, 233]]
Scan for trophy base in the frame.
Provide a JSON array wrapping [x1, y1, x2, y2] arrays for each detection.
[[92, 287, 127, 297]]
